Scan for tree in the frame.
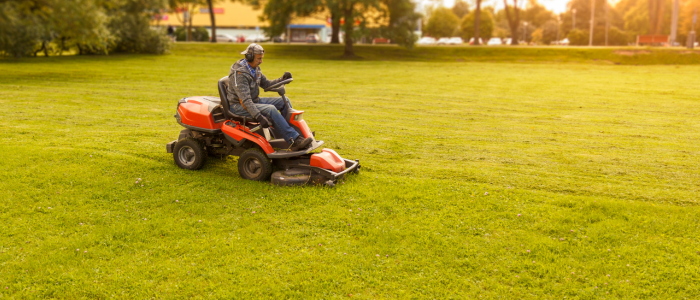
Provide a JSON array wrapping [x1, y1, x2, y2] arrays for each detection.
[[53, 0, 113, 55], [0, 0, 169, 57], [567, 28, 588, 44], [425, 7, 460, 37], [503, 0, 521, 45], [473, 0, 483, 45], [559, 0, 620, 44], [530, 19, 558, 44], [522, 0, 554, 28], [340, 0, 379, 57], [206, 0, 217, 42], [679, 0, 699, 42], [328, 0, 342, 43], [461, 9, 493, 41], [493, 8, 513, 38], [621, 0, 672, 35], [648, 0, 666, 34], [0, 0, 116, 57], [452, 0, 470, 18], [169, 0, 204, 42], [380, 0, 420, 48], [107, 0, 171, 54]]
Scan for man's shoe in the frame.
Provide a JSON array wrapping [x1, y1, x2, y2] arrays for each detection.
[[290, 135, 313, 151]]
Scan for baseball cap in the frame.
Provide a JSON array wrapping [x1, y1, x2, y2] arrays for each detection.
[[241, 43, 265, 55]]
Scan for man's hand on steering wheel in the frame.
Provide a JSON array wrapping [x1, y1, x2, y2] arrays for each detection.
[[256, 115, 271, 128], [282, 72, 292, 80]]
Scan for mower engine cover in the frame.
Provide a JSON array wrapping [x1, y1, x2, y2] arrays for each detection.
[[176, 96, 227, 130], [310, 149, 345, 173]]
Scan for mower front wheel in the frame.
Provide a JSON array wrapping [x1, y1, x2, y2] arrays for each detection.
[[237, 148, 272, 181], [173, 138, 206, 170]]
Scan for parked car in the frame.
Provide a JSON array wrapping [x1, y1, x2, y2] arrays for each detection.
[[245, 34, 268, 43], [372, 38, 391, 44], [436, 37, 450, 45], [214, 34, 236, 42], [468, 37, 484, 45], [448, 37, 464, 45], [551, 38, 569, 45], [417, 37, 436, 45], [305, 34, 320, 43], [272, 36, 284, 43], [503, 38, 512, 45], [487, 37, 502, 45]]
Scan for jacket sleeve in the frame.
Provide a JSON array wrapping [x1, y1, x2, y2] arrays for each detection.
[[230, 71, 261, 119], [259, 73, 284, 90]]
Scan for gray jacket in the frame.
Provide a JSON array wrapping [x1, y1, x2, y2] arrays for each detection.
[[227, 59, 284, 119]]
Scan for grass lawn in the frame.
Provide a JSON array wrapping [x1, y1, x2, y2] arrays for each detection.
[[1, 44, 699, 298]]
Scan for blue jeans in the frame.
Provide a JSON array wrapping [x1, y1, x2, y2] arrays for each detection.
[[230, 97, 299, 142]]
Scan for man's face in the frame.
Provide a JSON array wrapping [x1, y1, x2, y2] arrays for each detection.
[[250, 53, 264, 68]]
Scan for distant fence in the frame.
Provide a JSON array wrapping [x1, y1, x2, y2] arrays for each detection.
[[636, 35, 668, 46]]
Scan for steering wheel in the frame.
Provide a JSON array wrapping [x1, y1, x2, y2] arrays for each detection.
[[263, 78, 293, 92]]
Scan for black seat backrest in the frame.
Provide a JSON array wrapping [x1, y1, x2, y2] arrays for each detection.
[[217, 76, 231, 110], [217, 76, 251, 124]]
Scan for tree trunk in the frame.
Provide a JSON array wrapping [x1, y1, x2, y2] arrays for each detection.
[[42, 42, 49, 57], [648, 0, 655, 34], [331, 10, 341, 44], [655, 0, 665, 34], [343, 5, 355, 57], [503, 0, 520, 45], [59, 37, 66, 56], [187, 10, 193, 42], [474, 0, 482, 45], [649, 0, 665, 34], [207, 0, 217, 42]]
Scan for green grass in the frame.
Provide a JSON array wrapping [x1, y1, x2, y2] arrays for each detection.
[[1, 44, 699, 298]]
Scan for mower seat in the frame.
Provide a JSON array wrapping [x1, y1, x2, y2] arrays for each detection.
[[218, 76, 256, 125], [218, 76, 274, 141]]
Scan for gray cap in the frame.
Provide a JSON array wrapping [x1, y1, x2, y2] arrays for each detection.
[[241, 43, 264, 55]]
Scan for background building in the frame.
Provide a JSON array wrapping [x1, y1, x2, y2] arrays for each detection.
[[156, 2, 330, 42]]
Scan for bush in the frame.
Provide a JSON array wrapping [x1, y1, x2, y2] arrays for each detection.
[[1, 0, 168, 57], [566, 26, 631, 46], [109, 10, 170, 54], [567, 29, 588, 45], [175, 27, 210, 42]]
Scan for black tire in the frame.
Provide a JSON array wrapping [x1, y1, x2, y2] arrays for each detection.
[[173, 137, 206, 170], [237, 148, 272, 181]]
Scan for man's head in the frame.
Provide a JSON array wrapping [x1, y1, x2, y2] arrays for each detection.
[[241, 43, 265, 68]]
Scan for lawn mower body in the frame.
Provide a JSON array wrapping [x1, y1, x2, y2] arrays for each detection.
[[166, 77, 359, 187]]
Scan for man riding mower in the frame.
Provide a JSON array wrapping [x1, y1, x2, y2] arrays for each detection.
[[166, 43, 360, 187]]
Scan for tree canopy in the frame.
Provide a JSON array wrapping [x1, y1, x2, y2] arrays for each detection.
[[461, 9, 494, 41], [425, 7, 460, 38], [452, 0, 470, 19]]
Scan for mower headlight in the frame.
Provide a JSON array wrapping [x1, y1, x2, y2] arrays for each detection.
[[293, 113, 303, 121]]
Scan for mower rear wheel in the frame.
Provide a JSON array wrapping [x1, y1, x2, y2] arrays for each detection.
[[173, 138, 206, 170], [237, 148, 272, 181]]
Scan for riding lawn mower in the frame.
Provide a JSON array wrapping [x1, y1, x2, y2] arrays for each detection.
[[166, 77, 360, 187]]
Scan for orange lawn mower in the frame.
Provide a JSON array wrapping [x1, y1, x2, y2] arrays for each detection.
[[166, 77, 360, 187]]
